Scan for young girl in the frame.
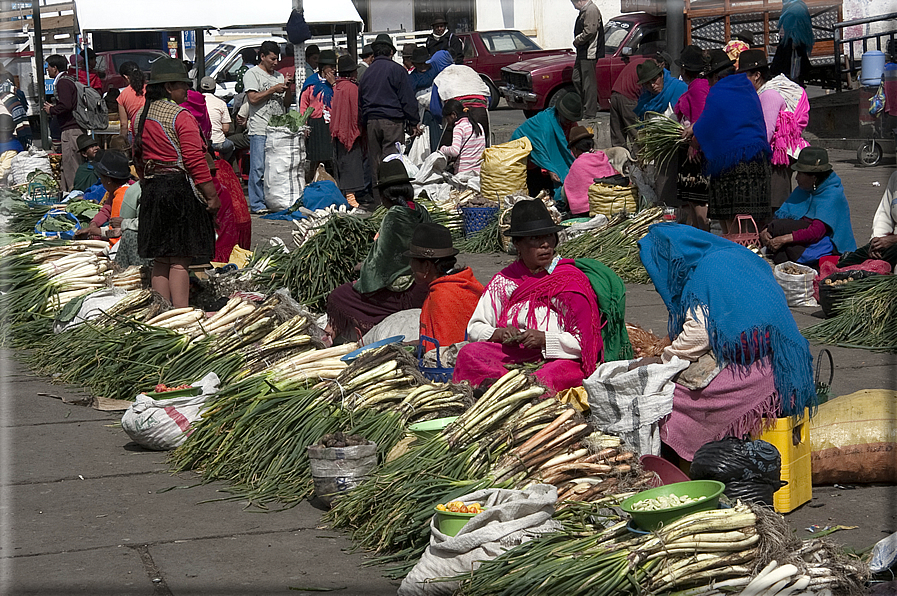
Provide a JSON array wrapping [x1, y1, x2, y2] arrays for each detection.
[[438, 98, 485, 176]]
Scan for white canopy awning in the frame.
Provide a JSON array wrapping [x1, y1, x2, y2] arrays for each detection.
[[73, 0, 363, 31]]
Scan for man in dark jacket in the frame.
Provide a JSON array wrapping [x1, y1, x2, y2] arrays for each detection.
[[358, 34, 420, 191], [571, 0, 604, 120], [43, 54, 85, 192], [425, 15, 463, 59]]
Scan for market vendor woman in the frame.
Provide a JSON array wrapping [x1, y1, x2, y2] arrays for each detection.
[[326, 159, 431, 343], [637, 224, 816, 461], [453, 200, 630, 393]]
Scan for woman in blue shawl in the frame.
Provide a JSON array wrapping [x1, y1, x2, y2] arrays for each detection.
[[510, 92, 582, 196], [690, 50, 772, 232], [761, 146, 856, 265], [634, 59, 687, 207], [637, 223, 816, 461], [634, 59, 687, 119], [771, 0, 814, 84]]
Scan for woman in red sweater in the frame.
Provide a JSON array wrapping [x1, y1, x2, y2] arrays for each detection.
[[133, 58, 219, 308]]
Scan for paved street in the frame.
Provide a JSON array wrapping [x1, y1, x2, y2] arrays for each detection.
[[1, 102, 895, 593]]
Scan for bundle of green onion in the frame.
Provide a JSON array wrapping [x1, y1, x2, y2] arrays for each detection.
[[802, 274, 897, 352], [630, 112, 687, 168], [558, 207, 663, 284], [456, 216, 502, 254]]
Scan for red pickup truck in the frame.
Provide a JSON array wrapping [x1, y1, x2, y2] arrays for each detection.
[[500, 13, 664, 116], [455, 30, 574, 110]]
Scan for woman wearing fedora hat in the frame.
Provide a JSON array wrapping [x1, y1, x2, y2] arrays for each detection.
[[738, 49, 810, 210], [759, 146, 855, 265], [325, 159, 432, 343], [510, 92, 583, 196], [300, 49, 337, 173], [133, 57, 219, 309], [454, 200, 631, 393], [404, 222, 484, 348]]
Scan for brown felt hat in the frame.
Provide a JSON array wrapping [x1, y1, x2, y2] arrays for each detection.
[[403, 222, 459, 259], [566, 125, 593, 148]]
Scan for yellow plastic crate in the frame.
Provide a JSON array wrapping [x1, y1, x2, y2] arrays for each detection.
[[757, 409, 812, 513]]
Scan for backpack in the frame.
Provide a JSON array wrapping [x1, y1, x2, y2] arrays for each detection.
[[55, 75, 108, 131]]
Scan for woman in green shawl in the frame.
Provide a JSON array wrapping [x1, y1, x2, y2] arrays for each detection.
[[325, 159, 431, 343]]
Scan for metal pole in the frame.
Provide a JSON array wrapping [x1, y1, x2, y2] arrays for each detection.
[[666, 0, 684, 77], [32, 0, 50, 149], [194, 28, 205, 84], [292, 0, 305, 113]]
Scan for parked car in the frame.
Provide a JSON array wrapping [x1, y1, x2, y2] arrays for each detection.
[[501, 13, 664, 116], [92, 49, 169, 94], [455, 30, 574, 110]]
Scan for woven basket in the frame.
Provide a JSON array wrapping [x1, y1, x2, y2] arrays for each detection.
[[723, 215, 760, 248], [460, 206, 498, 237]]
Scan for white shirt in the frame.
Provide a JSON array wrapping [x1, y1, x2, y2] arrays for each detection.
[[203, 93, 232, 145], [467, 268, 582, 360], [872, 170, 897, 239]]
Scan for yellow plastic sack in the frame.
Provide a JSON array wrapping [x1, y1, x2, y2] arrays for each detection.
[[557, 386, 589, 413], [480, 137, 531, 202], [810, 389, 897, 484], [588, 183, 638, 218]]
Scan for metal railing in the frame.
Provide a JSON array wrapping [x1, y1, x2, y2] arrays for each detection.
[[834, 12, 897, 90]]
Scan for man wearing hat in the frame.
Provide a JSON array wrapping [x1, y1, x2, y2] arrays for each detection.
[[358, 34, 420, 194], [425, 15, 462, 59], [72, 134, 101, 191], [453, 198, 617, 393], [562, 125, 618, 216], [356, 44, 374, 81], [243, 39, 293, 213], [634, 59, 687, 120], [330, 54, 372, 211], [200, 76, 234, 161], [609, 57, 643, 148], [571, 0, 604, 121], [510, 91, 583, 195], [405, 222, 484, 347], [738, 48, 810, 209], [761, 146, 856, 264]]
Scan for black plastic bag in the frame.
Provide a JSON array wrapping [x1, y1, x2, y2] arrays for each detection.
[[690, 437, 785, 506], [286, 9, 312, 45]]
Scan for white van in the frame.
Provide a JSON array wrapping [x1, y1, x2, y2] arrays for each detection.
[[198, 37, 292, 102]]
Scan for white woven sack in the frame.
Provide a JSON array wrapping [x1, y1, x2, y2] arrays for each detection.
[[264, 125, 308, 211], [774, 261, 818, 307], [121, 372, 219, 450]]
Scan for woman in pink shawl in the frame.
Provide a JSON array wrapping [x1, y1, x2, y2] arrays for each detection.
[[562, 126, 617, 217], [738, 49, 810, 212], [453, 200, 604, 393]]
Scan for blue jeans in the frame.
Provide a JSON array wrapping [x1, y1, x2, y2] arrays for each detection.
[[211, 138, 235, 162], [248, 134, 267, 211]]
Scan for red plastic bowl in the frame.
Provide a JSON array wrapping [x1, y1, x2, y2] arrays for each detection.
[[640, 454, 691, 487]]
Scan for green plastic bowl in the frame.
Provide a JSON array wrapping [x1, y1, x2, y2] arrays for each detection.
[[621, 480, 725, 531], [408, 416, 458, 441], [434, 504, 486, 537]]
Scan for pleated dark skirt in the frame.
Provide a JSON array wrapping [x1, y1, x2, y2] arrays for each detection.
[[137, 173, 215, 260], [306, 117, 333, 163], [708, 157, 772, 221]]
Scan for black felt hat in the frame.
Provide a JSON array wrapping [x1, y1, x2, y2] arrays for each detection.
[[556, 92, 583, 121], [94, 150, 131, 180], [706, 49, 735, 75], [318, 50, 337, 66], [371, 34, 396, 53], [431, 14, 448, 26], [375, 158, 413, 189], [675, 45, 705, 72], [735, 29, 755, 45], [735, 49, 768, 72], [337, 55, 358, 73], [76, 133, 99, 152], [411, 47, 430, 64], [636, 59, 663, 85], [404, 222, 459, 258], [503, 200, 563, 237]]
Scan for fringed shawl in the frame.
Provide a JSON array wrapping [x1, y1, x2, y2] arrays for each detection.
[[760, 75, 809, 164], [510, 107, 575, 182], [330, 78, 361, 150], [494, 259, 604, 377], [693, 73, 770, 177], [638, 223, 816, 417]]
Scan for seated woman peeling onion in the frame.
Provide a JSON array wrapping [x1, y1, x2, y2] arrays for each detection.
[[453, 200, 632, 393]]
